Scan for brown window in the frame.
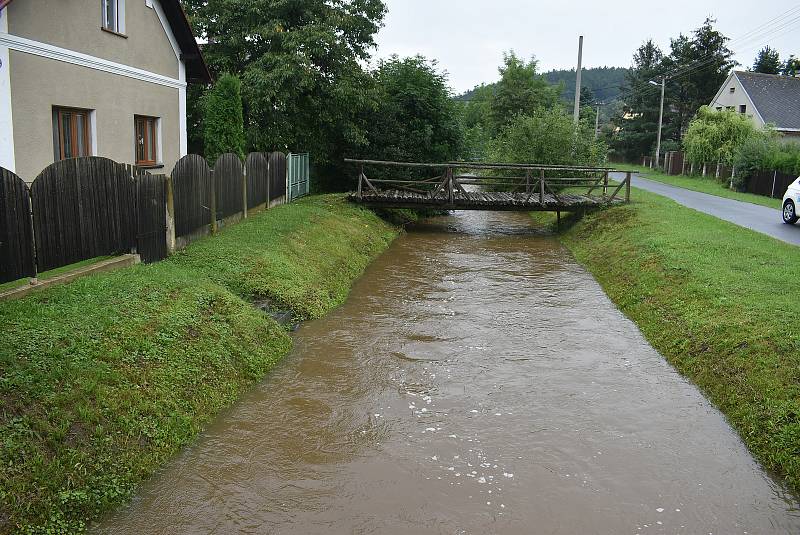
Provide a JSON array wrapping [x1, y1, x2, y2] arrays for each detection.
[[135, 116, 159, 166], [53, 107, 92, 161]]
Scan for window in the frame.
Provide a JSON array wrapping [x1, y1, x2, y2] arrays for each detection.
[[739, 104, 747, 114], [102, 0, 125, 34], [53, 107, 93, 161], [729, 87, 736, 93], [716, 106, 723, 111], [726, 106, 735, 111], [135, 116, 159, 166]]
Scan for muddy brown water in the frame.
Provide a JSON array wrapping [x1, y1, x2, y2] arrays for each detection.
[[95, 210, 800, 534]]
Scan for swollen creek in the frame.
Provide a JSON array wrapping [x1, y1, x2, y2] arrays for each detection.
[[94, 209, 800, 534]]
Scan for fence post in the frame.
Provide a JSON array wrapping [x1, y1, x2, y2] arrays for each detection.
[[625, 171, 631, 203], [210, 170, 218, 235], [771, 170, 777, 198], [242, 159, 248, 219], [165, 174, 176, 253], [603, 170, 609, 196], [26, 186, 39, 284]]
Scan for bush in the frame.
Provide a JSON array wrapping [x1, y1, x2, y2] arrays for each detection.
[[731, 135, 800, 190], [203, 74, 246, 165]]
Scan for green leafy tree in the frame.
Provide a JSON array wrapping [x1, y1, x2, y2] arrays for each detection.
[[182, 0, 387, 187], [203, 73, 245, 164], [612, 40, 664, 160], [460, 84, 495, 160], [661, 19, 736, 138], [489, 108, 607, 167], [362, 55, 464, 167], [783, 55, 800, 76], [682, 106, 763, 166], [752, 46, 782, 74], [489, 51, 561, 134]]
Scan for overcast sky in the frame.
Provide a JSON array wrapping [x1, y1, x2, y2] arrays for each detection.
[[373, 0, 799, 93]]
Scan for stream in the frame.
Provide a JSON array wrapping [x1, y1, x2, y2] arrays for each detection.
[[94, 209, 800, 534]]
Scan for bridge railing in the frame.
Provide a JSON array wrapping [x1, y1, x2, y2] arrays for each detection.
[[344, 159, 631, 204]]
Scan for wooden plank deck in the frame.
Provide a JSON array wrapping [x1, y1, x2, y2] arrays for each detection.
[[348, 189, 621, 211]]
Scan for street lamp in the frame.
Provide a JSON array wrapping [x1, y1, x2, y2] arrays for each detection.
[[649, 77, 666, 169]]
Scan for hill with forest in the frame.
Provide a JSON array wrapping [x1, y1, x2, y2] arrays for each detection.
[[457, 66, 628, 104]]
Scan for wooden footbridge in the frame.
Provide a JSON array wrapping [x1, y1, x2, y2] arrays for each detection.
[[345, 159, 631, 213]]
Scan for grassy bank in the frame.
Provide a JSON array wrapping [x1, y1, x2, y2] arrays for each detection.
[[616, 164, 783, 209], [534, 189, 800, 493], [0, 195, 399, 534]]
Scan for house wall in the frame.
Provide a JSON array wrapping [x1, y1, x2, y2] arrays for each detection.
[[6, 0, 179, 78], [9, 51, 181, 182], [709, 75, 763, 129]]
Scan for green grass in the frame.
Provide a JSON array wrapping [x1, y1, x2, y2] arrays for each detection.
[[0, 256, 115, 294], [0, 194, 399, 534], [616, 164, 783, 209], [534, 190, 800, 493]]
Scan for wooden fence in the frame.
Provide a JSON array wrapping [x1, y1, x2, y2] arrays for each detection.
[[0, 151, 301, 284]]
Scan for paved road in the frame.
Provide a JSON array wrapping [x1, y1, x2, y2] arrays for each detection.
[[615, 173, 800, 247]]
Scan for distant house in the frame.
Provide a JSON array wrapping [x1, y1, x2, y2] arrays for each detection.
[[709, 71, 800, 139], [0, 0, 211, 182]]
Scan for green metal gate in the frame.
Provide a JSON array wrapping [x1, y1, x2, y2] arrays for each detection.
[[287, 153, 310, 201]]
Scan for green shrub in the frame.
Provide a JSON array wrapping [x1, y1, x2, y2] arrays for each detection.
[[203, 73, 246, 165]]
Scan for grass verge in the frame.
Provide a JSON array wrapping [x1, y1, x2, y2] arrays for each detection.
[[615, 164, 783, 209], [533, 188, 800, 494], [0, 194, 399, 534], [0, 256, 115, 294]]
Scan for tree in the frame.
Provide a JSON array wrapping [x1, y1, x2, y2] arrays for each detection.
[[203, 73, 245, 164], [612, 40, 664, 160], [489, 51, 561, 134], [661, 19, 736, 139], [489, 108, 607, 167], [752, 46, 781, 74], [363, 56, 464, 169], [682, 106, 763, 166], [182, 0, 387, 187], [783, 55, 800, 76]]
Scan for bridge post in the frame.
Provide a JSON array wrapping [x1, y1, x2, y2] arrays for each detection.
[[539, 170, 545, 204], [357, 165, 363, 199], [603, 171, 609, 196], [447, 167, 454, 205], [525, 170, 531, 195]]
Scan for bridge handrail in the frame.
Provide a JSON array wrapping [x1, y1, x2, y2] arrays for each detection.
[[344, 158, 620, 173]]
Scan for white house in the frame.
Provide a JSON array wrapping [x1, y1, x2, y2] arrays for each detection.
[[0, 0, 211, 182], [709, 71, 800, 139]]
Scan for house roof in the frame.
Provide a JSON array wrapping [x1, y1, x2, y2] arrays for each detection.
[[1, 0, 211, 83], [735, 71, 800, 131]]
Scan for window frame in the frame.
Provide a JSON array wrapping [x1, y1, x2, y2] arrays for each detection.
[[52, 107, 93, 162], [739, 104, 747, 114], [134, 115, 160, 167], [101, 0, 126, 35]]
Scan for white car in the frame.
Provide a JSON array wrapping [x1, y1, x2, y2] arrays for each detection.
[[783, 177, 800, 224]]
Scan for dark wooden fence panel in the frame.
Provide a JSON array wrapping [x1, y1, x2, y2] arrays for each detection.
[[667, 152, 684, 175], [745, 169, 794, 198], [269, 152, 287, 202], [30, 157, 136, 272], [172, 154, 212, 237], [214, 153, 244, 219], [136, 173, 168, 263], [0, 168, 35, 282], [246, 152, 269, 209]]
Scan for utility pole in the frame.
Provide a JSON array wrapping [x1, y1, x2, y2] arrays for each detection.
[[649, 76, 666, 168], [573, 35, 583, 125], [594, 104, 601, 139]]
